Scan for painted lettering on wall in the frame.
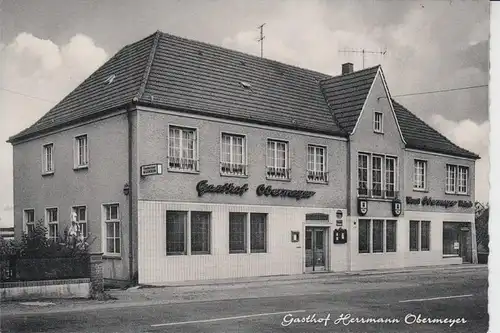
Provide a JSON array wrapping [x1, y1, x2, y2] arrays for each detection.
[[256, 184, 315, 201], [196, 180, 249, 197], [405, 196, 473, 209]]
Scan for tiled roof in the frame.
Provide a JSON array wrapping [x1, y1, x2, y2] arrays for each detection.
[[8, 31, 480, 160], [320, 66, 379, 133], [392, 100, 480, 159]]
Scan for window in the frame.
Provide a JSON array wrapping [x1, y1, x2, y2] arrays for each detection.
[[443, 222, 463, 256], [168, 126, 198, 172], [72, 206, 87, 237], [104, 204, 120, 255], [250, 213, 267, 253], [446, 164, 469, 194], [191, 212, 211, 254], [307, 145, 328, 183], [358, 154, 369, 196], [24, 209, 35, 236], [446, 165, 457, 193], [266, 140, 290, 180], [74, 135, 88, 168], [386, 220, 397, 252], [166, 211, 187, 255], [373, 112, 383, 133], [358, 153, 398, 198], [409, 220, 430, 251], [372, 156, 382, 197], [221, 133, 247, 176], [385, 157, 396, 198], [359, 219, 397, 253], [165, 211, 212, 255], [229, 212, 268, 254], [46, 208, 58, 241], [413, 160, 427, 190], [42, 143, 54, 174]]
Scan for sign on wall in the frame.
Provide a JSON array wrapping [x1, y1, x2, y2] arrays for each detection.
[[392, 199, 402, 217], [406, 196, 473, 209], [358, 198, 368, 216], [141, 163, 163, 177], [256, 184, 315, 201], [196, 180, 249, 197]]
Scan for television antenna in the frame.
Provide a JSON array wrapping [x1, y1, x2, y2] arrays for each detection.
[[338, 48, 387, 69], [257, 23, 265, 58]]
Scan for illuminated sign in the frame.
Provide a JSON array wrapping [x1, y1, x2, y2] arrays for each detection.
[[256, 184, 315, 200], [196, 180, 249, 197]]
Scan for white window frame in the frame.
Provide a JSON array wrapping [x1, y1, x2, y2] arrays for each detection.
[[457, 166, 469, 195], [409, 220, 430, 252], [167, 125, 199, 173], [74, 134, 89, 169], [358, 219, 397, 254], [266, 139, 290, 180], [413, 159, 427, 191], [373, 111, 383, 133], [220, 132, 248, 177], [42, 143, 54, 174], [445, 164, 457, 194], [445, 164, 469, 195], [102, 203, 121, 256], [23, 208, 35, 235], [357, 152, 398, 199], [71, 205, 88, 237], [385, 156, 396, 198], [307, 144, 328, 183], [166, 210, 213, 256], [371, 155, 383, 197], [45, 207, 59, 241]]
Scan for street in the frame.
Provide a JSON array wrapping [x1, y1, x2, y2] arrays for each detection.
[[0, 267, 488, 333]]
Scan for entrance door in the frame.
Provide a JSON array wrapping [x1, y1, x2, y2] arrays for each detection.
[[305, 227, 328, 272], [460, 224, 472, 263]]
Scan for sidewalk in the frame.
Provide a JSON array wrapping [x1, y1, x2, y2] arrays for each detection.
[[0, 264, 486, 316]]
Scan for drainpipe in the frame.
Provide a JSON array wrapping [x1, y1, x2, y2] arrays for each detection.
[[346, 138, 352, 271], [127, 105, 134, 284]]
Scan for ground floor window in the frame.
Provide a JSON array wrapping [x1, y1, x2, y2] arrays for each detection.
[[72, 206, 87, 237], [166, 210, 211, 255], [409, 220, 430, 251], [46, 208, 58, 242], [358, 219, 397, 253], [23, 209, 35, 236], [103, 204, 120, 255], [442, 222, 464, 256], [229, 212, 268, 254]]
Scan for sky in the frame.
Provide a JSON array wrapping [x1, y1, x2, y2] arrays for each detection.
[[0, 0, 490, 227]]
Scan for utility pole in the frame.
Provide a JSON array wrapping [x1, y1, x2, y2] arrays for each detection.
[[257, 23, 265, 58], [338, 48, 387, 69]]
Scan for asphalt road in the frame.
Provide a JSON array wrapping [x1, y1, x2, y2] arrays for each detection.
[[0, 268, 488, 333]]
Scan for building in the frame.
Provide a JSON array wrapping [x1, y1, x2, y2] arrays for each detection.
[[8, 31, 479, 285]]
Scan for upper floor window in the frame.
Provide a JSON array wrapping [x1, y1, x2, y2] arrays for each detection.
[[221, 133, 247, 176], [307, 145, 328, 183], [266, 139, 290, 180], [103, 204, 120, 255], [42, 143, 54, 174], [373, 112, 383, 133], [358, 153, 397, 198], [168, 126, 198, 172], [446, 164, 469, 195], [413, 159, 427, 191], [74, 135, 88, 168], [72, 206, 87, 237], [23, 209, 35, 236], [46, 208, 58, 241]]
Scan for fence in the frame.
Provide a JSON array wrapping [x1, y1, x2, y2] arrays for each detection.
[[0, 255, 90, 282]]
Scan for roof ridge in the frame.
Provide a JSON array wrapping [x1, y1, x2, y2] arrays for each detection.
[[392, 99, 479, 158], [156, 30, 334, 80], [134, 30, 161, 101]]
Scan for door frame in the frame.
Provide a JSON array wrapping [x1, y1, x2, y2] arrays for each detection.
[[304, 225, 330, 273]]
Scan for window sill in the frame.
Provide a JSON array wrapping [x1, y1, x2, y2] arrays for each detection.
[[373, 130, 384, 134], [220, 173, 248, 179], [266, 177, 291, 182], [413, 188, 428, 193], [443, 254, 460, 258], [73, 165, 88, 171], [306, 180, 328, 185], [167, 168, 199, 175], [103, 254, 121, 260], [42, 171, 54, 177], [445, 192, 470, 197]]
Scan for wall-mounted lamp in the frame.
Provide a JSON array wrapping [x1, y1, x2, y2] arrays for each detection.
[[123, 183, 130, 196]]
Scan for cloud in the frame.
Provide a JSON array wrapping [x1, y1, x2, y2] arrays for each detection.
[[0, 33, 108, 227], [430, 115, 489, 203]]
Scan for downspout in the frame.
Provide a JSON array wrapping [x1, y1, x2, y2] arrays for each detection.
[[127, 104, 134, 283], [346, 136, 352, 271]]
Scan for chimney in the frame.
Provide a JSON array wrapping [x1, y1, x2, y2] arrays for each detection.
[[342, 62, 354, 75]]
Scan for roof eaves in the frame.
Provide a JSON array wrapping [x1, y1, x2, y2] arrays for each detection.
[[134, 30, 162, 101]]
